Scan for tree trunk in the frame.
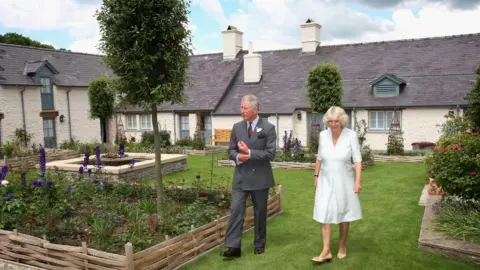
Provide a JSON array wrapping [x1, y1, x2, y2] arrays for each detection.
[[151, 104, 164, 214]]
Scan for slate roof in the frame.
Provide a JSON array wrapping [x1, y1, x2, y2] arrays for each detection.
[[0, 43, 112, 86], [214, 33, 480, 114], [118, 52, 244, 112]]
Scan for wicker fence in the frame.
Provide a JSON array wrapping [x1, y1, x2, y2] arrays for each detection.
[[0, 150, 79, 170], [0, 185, 283, 270]]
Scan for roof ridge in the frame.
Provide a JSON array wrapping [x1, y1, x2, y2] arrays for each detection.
[[245, 32, 480, 54], [0, 42, 104, 57]]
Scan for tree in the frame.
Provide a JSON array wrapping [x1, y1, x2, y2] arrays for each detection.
[[88, 77, 116, 143], [306, 62, 344, 114], [0, 32, 55, 49], [465, 64, 480, 128], [96, 0, 192, 212]]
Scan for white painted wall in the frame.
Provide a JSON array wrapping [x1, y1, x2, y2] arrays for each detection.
[[54, 86, 101, 144], [0, 85, 101, 147], [355, 107, 453, 150]]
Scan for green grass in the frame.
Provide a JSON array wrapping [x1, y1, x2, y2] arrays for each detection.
[[159, 155, 477, 270]]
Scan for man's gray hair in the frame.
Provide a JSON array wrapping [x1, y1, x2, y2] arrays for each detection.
[[241, 94, 260, 110]]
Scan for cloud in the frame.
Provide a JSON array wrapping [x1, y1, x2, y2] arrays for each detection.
[[220, 0, 395, 51], [0, 0, 102, 53], [193, 0, 480, 53], [192, 0, 228, 26]]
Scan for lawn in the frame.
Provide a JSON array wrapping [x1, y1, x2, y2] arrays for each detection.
[[159, 155, 477, 270]]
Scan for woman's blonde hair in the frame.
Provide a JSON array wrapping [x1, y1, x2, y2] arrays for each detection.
[[323, 106, 349, 129]]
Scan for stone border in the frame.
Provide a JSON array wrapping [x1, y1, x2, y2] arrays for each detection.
[[418, 194, 480, 265], [45, 152, 186, 175]]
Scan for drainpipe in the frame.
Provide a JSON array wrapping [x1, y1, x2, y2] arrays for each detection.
[[20, 87, 27, 147], [276, 113, 279, 149], [172, 110, 176, 144], [66, 88, 72, 141], [456, 104, 460, 115]]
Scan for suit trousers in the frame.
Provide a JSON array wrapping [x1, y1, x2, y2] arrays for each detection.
[[224, 187, 270, 249]]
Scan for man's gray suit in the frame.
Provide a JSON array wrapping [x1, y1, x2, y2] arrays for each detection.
[[224, 118, 277, 249]]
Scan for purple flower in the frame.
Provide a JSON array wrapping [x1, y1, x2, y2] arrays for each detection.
[[39, 148, 46, 181], [46, 181, 53, 187], [100, 182, 104, 189], [119, 144, 125, 157], [130, 158, 135, 169], [295, 138, 301, 151], [87, 169, 92, 176], [66, 208, 72, 217], [79, 166, 84, 174], [6, 194, 13, 201], [0, 165, 8, 180], [66, 185, 72, 191]]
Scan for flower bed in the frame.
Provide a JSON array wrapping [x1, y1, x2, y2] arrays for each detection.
[[0, 147, 284, 269]]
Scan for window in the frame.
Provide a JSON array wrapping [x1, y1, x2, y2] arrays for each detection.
[[140, 115, 152, 130], [127, 115, 137, 130], [369, 110, 402, 130], [40, 77, 54, 110]]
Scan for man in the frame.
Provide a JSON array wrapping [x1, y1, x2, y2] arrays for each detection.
[[220, 94, 277, 258]]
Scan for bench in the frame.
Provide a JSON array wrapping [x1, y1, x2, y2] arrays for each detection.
[[211, 129, 232, 145]]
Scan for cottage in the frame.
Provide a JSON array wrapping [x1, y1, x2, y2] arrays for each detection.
[[1, 20, 479, 150], [0, 45, 112, 147]]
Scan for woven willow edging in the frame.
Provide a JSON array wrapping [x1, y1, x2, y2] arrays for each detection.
[[0, 185, 283, 270], [374, 155, 425, 163]]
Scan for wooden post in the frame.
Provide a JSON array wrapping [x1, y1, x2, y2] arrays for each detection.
[[82, 242, 88, 270], [278, 185, 283, 212], [125, 242, 134, 270]]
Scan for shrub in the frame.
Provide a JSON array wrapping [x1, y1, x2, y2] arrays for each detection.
[[428, 130, 480, 201], [354, 118, 374, 167], [141, 130, 171, 147]]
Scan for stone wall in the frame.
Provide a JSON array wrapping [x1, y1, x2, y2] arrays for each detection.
[[115, 158, 187, 181]]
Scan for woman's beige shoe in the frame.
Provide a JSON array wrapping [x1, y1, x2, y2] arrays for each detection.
[[311, 253, 332, 263], [337, 253, 346, 259]]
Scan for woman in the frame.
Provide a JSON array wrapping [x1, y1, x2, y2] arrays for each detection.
[[312, 106, 363, 263]]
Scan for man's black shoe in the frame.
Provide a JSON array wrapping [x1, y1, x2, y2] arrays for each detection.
[[220, 247, 241, 257], [254, 248, 264, 255]]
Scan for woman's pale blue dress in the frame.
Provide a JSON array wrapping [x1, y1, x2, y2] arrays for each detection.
[[313, 128, 363, 224]]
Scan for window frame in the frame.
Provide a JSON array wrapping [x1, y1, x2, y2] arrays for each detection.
[[368, 110, 402, 131], [140, 114, 152, 130], [126, 115, 137, 130]]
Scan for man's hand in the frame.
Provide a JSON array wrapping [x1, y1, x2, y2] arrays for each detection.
[[238, 141, 249, 154], [238, 154, 250, 163]]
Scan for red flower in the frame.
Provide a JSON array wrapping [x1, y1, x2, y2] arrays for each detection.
[[467, 130, 473, 134], [433, 147, 438, 151], [450, 146, 454, 150], [198, 192, 206, 197], [472, 171, 477, 176], [474, 132, 479, 136], [441, 148, 447, 152]]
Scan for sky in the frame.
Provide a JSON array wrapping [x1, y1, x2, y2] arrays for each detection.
[[0, 0, 480, 55]]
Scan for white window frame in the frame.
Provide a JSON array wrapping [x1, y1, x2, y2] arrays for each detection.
[[126, 115, 137, 130], [369, 110, 402, 131], [140, 114, 152, 130]]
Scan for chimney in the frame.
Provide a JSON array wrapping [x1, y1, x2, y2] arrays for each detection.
[[243, 42, 262, 83], [222, 25, 243, 59], [300, 19, 321, 53]]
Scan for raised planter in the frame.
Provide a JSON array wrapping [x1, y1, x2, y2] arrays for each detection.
[[419, 195, 480, 265], [0, 185, 283, 270], [45, 153, 187, 182], [0, 149, 79, 170]]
